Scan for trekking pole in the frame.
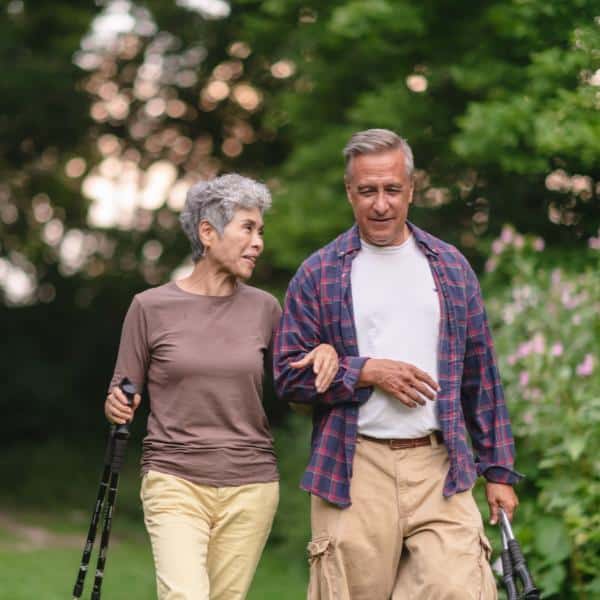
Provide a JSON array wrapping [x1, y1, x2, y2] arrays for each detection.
[[500, 523, 519, 600], [72, 377, 137, 600], [499, 508, 540, 600], [72, 429, 116, 598]]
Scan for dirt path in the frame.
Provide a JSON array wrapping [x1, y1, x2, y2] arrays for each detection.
[[0, 510, 83, 551]]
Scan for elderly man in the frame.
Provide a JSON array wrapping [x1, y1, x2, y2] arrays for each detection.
[[274, 129, 520, 599]]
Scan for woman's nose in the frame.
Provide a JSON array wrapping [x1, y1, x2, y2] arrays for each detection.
[[252, 233, 264, 252]]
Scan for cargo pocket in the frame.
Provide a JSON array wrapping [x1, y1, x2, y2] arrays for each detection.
[[478, 530, 498, 600], [307, 536, 340, 600]]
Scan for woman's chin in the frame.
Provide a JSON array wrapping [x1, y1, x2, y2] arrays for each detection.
[[235, 267, 254, 280]]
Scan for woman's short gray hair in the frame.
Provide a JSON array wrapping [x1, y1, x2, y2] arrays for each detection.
[[343, 129, 414, 180], [180, 173, 272, 262]]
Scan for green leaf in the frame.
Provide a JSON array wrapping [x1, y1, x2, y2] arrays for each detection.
[[565, 436, 586, 461], [534, 517, 571, 563]]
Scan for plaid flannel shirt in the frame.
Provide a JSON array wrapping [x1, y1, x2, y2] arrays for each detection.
[[274, 222, 521, 508]]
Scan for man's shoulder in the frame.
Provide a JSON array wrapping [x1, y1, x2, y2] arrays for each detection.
[[297, 227, 355, 274], [411, 224, 472, 272]]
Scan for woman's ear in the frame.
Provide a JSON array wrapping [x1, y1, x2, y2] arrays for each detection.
[[198, 219, 215, 251]]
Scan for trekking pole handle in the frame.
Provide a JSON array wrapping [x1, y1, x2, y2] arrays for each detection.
[[114, 377, 136, 436], [499, 508, 515, 540], [499, 508, 540, 599]]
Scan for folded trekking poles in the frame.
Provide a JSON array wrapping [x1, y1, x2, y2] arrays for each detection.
[[72, 377, 137, 600], [498, 508, 540, 600]]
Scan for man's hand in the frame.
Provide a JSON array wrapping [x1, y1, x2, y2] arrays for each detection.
[[289, 344, 339, 393], [105, 386, 141, 424], [359, 358, 439, 408], [486, 482, 519, 524]]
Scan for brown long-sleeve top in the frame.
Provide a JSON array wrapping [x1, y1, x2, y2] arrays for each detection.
[[109, 280, 281, 487]]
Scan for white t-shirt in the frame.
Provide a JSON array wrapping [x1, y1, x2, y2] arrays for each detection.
[[351, 235, 441, 438]]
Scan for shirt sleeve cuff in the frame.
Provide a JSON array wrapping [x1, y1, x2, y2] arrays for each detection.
[[480, 465, 524, 485], [342, 356, 368, 390]]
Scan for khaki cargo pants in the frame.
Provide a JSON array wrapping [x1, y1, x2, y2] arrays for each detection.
[[307, 436, 497, 600]]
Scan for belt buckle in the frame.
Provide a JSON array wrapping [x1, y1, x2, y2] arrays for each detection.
[[389, 439, 411, 450]]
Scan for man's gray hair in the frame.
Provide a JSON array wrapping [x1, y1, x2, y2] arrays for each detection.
[[343, 128, 414, 180], [180, 173, 272, 262]]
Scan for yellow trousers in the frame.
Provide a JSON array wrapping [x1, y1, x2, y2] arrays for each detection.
[[141, 470, 279, 600]]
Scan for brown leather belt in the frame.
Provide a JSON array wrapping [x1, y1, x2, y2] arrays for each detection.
[[358, 431, 443, 450]]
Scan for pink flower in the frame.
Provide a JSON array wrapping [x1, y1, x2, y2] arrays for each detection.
[[529, 388, 542, 401], [522, 411, 534, 425], [485, 258, 497, 273], [551, 269, 562, 287], [491, 240, 504, 255], [517, 341, 533, 358], [501, 225, 514, 244], [551, 343, 563, 357], [533, 238, 545, 252], [576, 354, 594, 377], [519, 371, 529, 387], [531, 333, 545, 354], [508, 355, 517, 365], [514, 234, 525, 249]]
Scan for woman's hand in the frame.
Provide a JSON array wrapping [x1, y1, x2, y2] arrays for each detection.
[[289, 344, 339, 393], [104, 386, 141, 425]]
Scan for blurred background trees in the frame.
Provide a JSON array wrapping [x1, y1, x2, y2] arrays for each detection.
[[1, 1, 598, 597]]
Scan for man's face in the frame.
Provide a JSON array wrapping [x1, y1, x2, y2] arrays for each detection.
[[345, 149, 414, 246]]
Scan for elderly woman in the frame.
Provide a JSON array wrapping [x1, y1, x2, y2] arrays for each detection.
[[104, 174, 338, 600]]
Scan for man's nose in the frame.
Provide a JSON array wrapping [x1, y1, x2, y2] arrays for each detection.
[[372, 190, 388, 213]]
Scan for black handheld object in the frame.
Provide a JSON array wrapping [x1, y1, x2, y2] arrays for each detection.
[[499, 508, 540, 600], [72, 377, 137, 600]]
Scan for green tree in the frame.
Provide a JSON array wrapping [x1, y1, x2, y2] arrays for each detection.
[[228, 0, 600, 269]]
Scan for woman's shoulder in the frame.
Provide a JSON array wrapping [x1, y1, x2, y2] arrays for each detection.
[[132, 281, 178, 308], [238, 283, 281, 310]]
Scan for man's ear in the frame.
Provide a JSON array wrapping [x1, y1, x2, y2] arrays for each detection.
[[198, 219, 216, 250], [408, 179, 415, 205], [344, 179, 353, 205]]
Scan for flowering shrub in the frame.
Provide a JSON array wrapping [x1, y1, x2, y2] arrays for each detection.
[[483, 226, 599, 597]]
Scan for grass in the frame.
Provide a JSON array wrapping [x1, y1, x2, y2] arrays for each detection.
[[0, 532, 307, 599], [1, 423, 509, 598], [0, 428, 311, 599]]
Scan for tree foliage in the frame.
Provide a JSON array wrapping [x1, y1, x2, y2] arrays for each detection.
[[0, 3, 598, 595]]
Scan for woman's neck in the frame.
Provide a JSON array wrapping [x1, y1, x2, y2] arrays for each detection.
[[177, 259, 238, 297]]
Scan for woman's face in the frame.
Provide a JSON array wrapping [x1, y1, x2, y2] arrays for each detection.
[[203, 207, 264, 280]]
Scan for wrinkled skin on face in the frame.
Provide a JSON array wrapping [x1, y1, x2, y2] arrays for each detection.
[[201, 207, 264, 280], [345, 149, 414, 247]]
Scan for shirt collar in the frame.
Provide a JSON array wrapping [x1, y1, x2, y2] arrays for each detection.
[[336, 221, 440, 258]]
